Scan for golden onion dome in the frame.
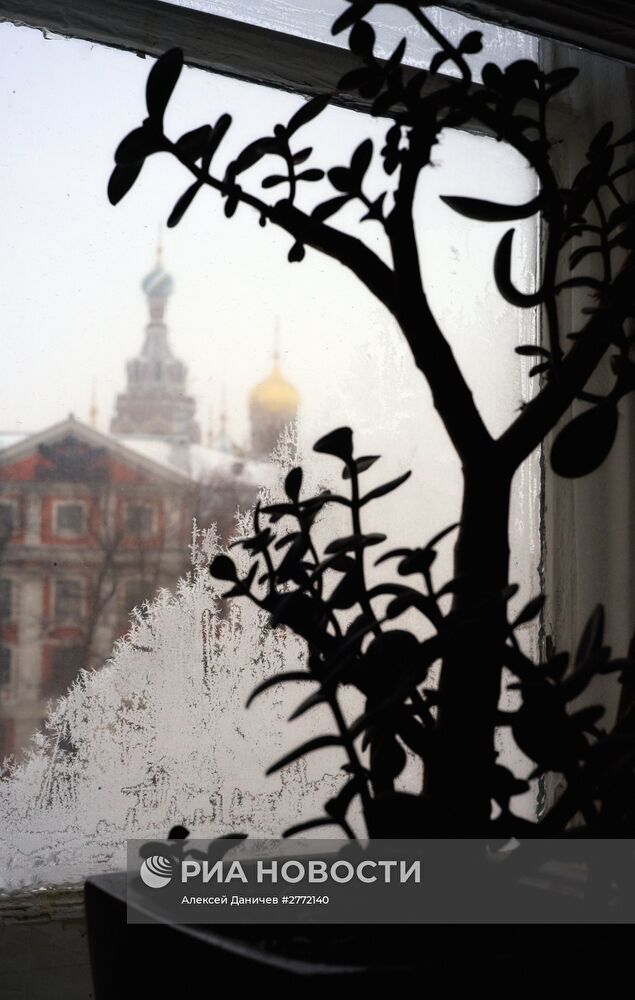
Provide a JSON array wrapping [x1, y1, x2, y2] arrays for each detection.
[[249, 355, 299, 415]]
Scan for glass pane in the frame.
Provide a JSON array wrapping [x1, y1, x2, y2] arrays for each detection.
[[55, 504, 85, 534], [0, 20, 539, 888], [0, 579, 12, 619], [0, 502, 15, 537]]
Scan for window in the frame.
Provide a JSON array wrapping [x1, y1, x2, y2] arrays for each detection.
[[0, 501, 15, 540], [0, 579, 12, 620], [0, 717, 13, 759], [0, 645, 10, 690], [0, 1, 631, 904], [124, 579, 153, 615], [54, 502, 85, 535], [126, 504, 155, 537], [0, 9, 543, 888], [43, 645, 84, 698], [54, 579, 83, 621]]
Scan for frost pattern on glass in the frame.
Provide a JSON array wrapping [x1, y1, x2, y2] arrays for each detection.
[[0, 435, 349, 890], [0, 414, 539, 890]]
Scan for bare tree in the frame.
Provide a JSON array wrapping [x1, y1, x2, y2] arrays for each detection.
[[42, 484, 186, 697]]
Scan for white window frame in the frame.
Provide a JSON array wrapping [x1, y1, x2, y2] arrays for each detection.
[[1, 0, 633, 87]]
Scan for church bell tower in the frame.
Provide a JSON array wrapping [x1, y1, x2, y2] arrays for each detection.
[[110, 243, 201, 444]]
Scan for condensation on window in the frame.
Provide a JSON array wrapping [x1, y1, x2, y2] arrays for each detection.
[[0, 21, 539, 889]]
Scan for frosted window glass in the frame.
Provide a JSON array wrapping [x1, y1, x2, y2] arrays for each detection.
[[0, 22, 539, 888]]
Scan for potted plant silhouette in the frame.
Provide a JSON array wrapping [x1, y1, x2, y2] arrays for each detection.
[[88, 0, 635, 988], [209, 426, 634, 843]]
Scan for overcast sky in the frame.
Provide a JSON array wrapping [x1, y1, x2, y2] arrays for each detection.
[[0, 17, 540, 589]]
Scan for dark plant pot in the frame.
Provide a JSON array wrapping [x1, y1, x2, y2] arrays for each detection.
[[84, 870, 627, 996]]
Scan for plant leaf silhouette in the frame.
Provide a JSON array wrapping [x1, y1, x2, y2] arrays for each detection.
[[441, 195, 541, 221], [176, 124, 213, 162], [287, 94, 330, 135], [551, 404, 619, 478], [167, 181, 202, 228], [494, 229, 543, 307], [266, 735, 344, 775], [146, 48, 183, 124], [107, 162, 144, 206], [360, 471, 411, 505], [314, 426, 353, 461], [115, 124, 164, 165]]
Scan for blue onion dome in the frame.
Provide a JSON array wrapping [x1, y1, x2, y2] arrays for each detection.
[[142, 263, 174, 299]]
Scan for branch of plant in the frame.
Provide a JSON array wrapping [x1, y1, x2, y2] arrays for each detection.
[[405, 2, 472, 83], [168, 143, 396, 311], [499, 249, 634, 468]]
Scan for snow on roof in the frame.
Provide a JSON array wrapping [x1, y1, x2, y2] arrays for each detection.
[[0, 431, 28, 451], [115, 435, 276, 488], [0, 419, 192, 485], [0, 422, 277, 490]]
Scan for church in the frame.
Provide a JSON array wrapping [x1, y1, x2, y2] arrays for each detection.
[[0, 249, 299, 758]]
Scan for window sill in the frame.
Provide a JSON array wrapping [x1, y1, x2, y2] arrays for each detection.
[[0, 882, 84, 924]]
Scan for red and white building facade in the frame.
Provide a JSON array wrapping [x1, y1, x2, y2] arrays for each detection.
[[0, 421, 196, 754], [0, 251, 298, 758]]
